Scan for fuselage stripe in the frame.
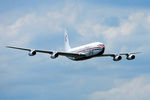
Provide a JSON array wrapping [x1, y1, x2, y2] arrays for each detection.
[[77, 46, 104, 53]]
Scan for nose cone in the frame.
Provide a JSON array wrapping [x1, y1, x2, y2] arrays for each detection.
[[99, 42, 105, 54], [96, 43, 105, 55], [102, 45, 105, 54], [101, 44, 105, 48]]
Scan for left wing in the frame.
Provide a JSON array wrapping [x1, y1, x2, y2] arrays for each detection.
[[6, 46, 86, 58]]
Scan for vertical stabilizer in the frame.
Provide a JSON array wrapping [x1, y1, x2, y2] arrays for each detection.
[[64, 30, 71, 51]]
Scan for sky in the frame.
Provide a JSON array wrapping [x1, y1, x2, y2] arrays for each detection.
[[0, 0, 150, 100]]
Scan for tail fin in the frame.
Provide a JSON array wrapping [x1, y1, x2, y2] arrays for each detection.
[[64, 30, 71, 51]]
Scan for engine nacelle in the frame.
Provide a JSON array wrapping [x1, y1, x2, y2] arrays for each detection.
[[51, 52, 59, 59], [126, 54, 135, 60], [113, 55, 122, 61], [28, 50, 36, 56]]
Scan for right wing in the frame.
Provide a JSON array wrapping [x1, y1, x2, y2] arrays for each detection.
[[101, 52, 142, 57], [100, 52, 141, 61]]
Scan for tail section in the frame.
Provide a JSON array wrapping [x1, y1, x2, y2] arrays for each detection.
[[64, 30, 71, 51]]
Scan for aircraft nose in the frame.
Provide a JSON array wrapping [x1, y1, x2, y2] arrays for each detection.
[[101, 45, 105, 54], [103, 45, 105, 48], [101, 45, 105, 48]]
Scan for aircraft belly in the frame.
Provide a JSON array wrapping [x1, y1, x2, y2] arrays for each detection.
[[69, 48, 105, 61]]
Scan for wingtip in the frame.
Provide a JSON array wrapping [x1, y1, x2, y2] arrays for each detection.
[[6, 46, 13, 48], [6, 46, 10, 48]]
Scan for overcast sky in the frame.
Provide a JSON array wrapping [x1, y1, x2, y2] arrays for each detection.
[[0, 0, 150, 100]]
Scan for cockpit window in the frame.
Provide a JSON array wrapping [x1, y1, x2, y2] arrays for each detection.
[[97, 44, 104, 46]]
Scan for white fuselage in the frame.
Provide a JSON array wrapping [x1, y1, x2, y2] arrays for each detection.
[[67, 42, 105, 61]]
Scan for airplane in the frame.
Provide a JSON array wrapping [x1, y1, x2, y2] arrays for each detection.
[[6, 30, 141, 61]]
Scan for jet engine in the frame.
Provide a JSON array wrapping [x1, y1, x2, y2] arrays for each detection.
[[126, 54, 135, 60], [51, 52, 59, 59], [113, 55, 122, 61], [28, 50, 36, 56]]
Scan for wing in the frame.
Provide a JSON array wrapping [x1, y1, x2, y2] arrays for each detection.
[[100, 52, 141, 61], [101, 52, 142, 57], [6, 46, 86, 58]]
